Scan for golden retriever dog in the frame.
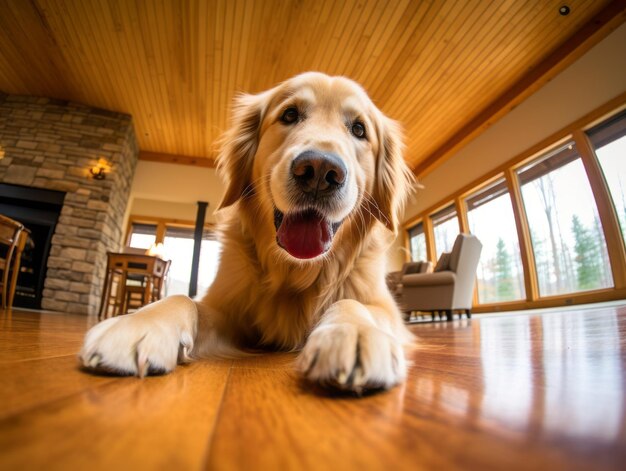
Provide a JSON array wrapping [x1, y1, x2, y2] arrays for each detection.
[[80, 72, 415, 393]]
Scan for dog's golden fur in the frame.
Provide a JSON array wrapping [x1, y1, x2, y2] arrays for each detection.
[[81, 72, 415, 392]]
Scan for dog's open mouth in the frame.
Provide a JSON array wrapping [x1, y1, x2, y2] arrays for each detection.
[[274, 208, 342, 259]]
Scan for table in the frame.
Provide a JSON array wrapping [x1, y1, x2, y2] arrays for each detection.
[[98, 253, 169, 319]]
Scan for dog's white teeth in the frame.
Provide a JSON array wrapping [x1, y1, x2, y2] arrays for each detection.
[[87, 354, 101, 368]]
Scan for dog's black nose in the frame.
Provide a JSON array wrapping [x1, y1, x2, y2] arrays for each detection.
[[291, 151, 347, 194]]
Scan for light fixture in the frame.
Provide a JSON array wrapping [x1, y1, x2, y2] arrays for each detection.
[[147, 242, 165, 258], [90, 158, 110, 180], [559, 5, 570, 16]]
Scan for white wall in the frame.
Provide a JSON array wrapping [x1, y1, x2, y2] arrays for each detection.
[[126, 161, 225, 225]]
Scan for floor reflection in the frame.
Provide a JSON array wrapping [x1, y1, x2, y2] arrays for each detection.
[[408, 309, 626, 449], [477, 311, 625, 443], [480, 316, 534, 431], [541, 312, 623, 442]]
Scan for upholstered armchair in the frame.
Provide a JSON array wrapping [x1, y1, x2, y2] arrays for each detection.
[[386, 260, 433, 299], [399, 234, 482, 321]]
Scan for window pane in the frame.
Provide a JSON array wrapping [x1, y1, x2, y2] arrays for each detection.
[[588, 110, 626, 246], [518, 143, 613, 296], [431, 204, 459, 259], [162, 226, 221, 297], [466, 179, 526, 303], [408, 222, 427, 261], [163, 226, 195, 296], [197, 235, 221, 297], [129, 223, 156, 249]]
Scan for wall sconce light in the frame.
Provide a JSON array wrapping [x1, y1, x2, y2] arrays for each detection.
[[90, 158, 110, 180], [147, 242, 165, 258]]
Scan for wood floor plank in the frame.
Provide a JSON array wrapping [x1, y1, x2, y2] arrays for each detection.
[[232, 351, 296, 370], [0, 360, 232, 471], [206, 308, 626, 471], [1, 305, 625, 470], [0, 309, 92, 362], [0, 355, 118, 419]]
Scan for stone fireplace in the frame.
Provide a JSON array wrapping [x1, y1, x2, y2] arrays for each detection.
[[0, 93, 138, 315]]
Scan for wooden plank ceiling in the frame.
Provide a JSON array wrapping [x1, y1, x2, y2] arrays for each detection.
[[0, 0, 623, 176]]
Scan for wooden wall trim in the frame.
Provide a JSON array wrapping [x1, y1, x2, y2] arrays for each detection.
[[412, 0, 626, 178], [505, 168, 539, 302], [455, 197, 469, 234], [139, 151, 216, 168], [423, 217, 436, 263], [472, 288, 626, 314], [401, 227, 411, 263], [124, 215, 215, 246], [573, 130, 626, 289]]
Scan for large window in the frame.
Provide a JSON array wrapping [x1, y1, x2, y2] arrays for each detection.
[[403, 101, 626, 311], [588, 110, 626, 246], [408, 222, 427, 261], [198, 234, 221, 296], [163, 226, 196, 296], [517, 142, 613, 296], [126, 219, 221, 297], [128, 223, 157, 249], [431, 205, 459, 260], [466, 179, 525, 303]]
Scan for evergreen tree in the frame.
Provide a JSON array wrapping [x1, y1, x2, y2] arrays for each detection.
[[571, 215, 601, 290], [494, 238, 514, 300]]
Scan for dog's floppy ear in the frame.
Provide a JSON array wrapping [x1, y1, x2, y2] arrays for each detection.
[[372, 115, 415, 234], [217, 92, 268, 210]]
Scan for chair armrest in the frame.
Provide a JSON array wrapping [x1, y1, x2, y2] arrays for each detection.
[[386, 270, 401, 281], [401, 271, 456, 287]]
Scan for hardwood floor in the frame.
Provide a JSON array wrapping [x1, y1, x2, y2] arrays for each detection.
[[1, 305, 625, 470]]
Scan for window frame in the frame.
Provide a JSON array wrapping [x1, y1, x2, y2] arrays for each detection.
[[403, 94, 626, 312], [406, 220, 428, 262], [464, 176, 527, 305], [125, 215, 219, 297], [125, 215, 215, 247], [514, 140, 614, 296]]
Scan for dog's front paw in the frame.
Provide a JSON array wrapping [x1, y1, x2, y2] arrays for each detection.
[[79, 311, 194, 377], [298, 322, 406, 394]]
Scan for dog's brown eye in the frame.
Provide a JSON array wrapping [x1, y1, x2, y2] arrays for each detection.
[[280, 107, 299, 124], [351, 122, 366, 139]]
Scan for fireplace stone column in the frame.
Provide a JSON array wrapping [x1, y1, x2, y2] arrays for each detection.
[[0, 93, 139, 315]]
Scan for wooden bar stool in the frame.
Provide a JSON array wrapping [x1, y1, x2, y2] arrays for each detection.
[[98, 253, 169, 320], [0, 214, 27, 310]]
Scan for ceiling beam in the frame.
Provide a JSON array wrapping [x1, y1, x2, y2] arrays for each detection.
[[139, 151, 216, 168], [412, 0, 626, 178]]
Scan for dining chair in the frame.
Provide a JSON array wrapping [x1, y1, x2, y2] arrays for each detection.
[[0, 214, 25, 309]]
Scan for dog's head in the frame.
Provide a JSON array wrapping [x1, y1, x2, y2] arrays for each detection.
[[217, 72, 414, 261]]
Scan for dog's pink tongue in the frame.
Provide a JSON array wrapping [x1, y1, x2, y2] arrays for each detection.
[[276, 211, 332, 259]]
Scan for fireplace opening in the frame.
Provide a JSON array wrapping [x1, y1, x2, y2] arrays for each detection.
[[0, 183, 65, 309]]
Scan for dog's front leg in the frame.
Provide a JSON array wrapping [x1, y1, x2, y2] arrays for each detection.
[[79, 295, 198, 376], [298, 299, 407, 393]]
